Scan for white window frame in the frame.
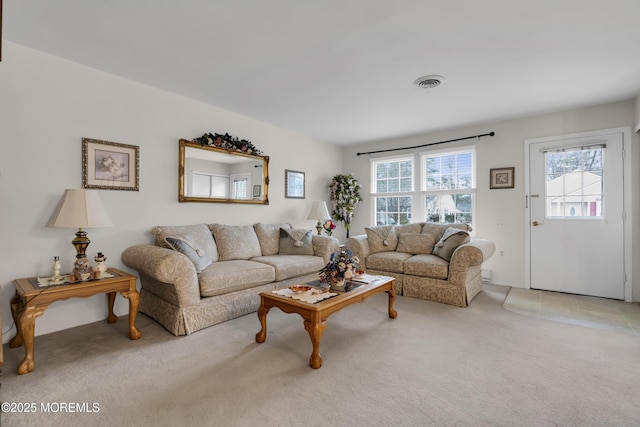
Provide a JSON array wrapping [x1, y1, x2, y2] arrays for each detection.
[[369, 155, 415, 226], [230, 173, 251, 199], [420, 146, 476, 229]]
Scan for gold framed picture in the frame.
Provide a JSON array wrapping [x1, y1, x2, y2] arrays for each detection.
[[490, 167, 514, 189], [82, 138, 139, 191]]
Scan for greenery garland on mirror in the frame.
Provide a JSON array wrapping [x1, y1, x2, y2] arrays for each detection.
[[329, 173, 363, 238], [193, 132, 263, 156]]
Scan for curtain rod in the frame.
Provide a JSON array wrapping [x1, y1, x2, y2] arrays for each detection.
[[356, 131, 495, 156]]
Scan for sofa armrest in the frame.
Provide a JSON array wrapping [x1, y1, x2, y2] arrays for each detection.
[[121, 245, 201, 307], [448, 238, 496, 285], [346, 235, 370, 269], [312, 235, 341, 264]]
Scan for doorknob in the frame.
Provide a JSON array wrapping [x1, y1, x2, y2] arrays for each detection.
[[532, 221, 540, 227]]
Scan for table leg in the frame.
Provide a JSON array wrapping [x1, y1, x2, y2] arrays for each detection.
[[304, 318, 327, 369], [16, 305, 47, 375], [9, 293, 24, 348], [107, 292, 118, 323], [121, 290, 142, 340], [386, 287, 398, 319], [255, 304, 270, 343]]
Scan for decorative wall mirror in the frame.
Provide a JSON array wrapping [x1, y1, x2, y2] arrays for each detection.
[[178, 139, 269, 204]]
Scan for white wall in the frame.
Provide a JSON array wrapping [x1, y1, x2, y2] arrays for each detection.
[[0, 43, 342, 343], [341, 100, 638, 298], [635, 93, 640, 133]]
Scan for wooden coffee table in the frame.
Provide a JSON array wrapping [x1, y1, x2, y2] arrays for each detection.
[[255, 276, 396, 369]]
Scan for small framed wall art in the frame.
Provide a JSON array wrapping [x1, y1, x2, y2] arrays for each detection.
[[490, 167, 514, 189], [82, 138, 140, 191], [285, 169, 305, 199]]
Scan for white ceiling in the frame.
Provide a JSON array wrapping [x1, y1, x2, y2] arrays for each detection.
[[5, 1, 640, 145]]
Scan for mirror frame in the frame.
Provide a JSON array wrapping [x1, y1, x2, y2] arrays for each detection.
[[178, 139, 269, 204]]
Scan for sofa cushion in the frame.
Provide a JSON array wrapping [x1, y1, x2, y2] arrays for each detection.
[[151, 223, 219, 262], [254, 223, 292, 256], [209, 224, 262, 260], [433, 228, 470, 261], [404, 254, 449, 279], [252, 254, 325, 281], [365, 225, 398, 253], [278, 228, 314, 255], [421, 223, 472, 243], [365, 251, 412, 273], [395, 222, 424, 235], [396, 234, 438, 255], [199, 260, 275, 297], [165, 237, 214, 273]]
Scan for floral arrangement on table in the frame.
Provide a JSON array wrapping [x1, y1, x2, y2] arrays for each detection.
[[192, 132, 263, 156], [329, 174, 362, 238], [319, 247, 359, 285], [322, 219, 336, 236]]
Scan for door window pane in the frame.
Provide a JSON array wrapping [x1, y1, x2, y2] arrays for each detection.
[[544, 147, 603, 218]]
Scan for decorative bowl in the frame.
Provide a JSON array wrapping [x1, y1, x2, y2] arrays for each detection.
[[289, 285, 312, 294]]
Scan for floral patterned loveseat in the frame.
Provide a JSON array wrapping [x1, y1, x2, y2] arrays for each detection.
[[122, 223, 339, 335], [347, 223, 495, 307]]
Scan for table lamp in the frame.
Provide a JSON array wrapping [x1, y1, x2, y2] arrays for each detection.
[[47, 189, 113, 259], [307, 201, 331, 235]]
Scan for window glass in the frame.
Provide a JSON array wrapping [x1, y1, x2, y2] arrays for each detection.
[[372, 158, 413, 226], [545, 147, 603, 218], [423, 149, 475, 225]]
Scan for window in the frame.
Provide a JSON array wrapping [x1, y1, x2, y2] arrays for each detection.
[[191, 172, 229, 198], [371, 157, 413, 225], [232, 176, 248, 199], [422, 148, 475, 225], [370, 147, 476, 227], [544, 146, 603, 218]]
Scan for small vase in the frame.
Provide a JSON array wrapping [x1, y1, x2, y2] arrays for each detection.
[[333, 278, 345, 287]]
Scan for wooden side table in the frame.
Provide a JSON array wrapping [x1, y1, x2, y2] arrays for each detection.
[[9, 268, 141, 375]]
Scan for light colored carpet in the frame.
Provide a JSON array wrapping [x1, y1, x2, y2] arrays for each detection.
[[504, 287, 640, 336], [2, 284, 640, 427]]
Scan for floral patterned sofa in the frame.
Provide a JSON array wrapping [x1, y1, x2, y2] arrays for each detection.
[[121, 223, 339, 335], [347, 223, 495, 307]]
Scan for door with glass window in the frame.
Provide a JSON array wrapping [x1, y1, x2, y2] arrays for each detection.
[[528, 132, 624, 299]]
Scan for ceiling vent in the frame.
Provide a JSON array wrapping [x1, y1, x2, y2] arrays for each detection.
[[414, 75, 444, 89]]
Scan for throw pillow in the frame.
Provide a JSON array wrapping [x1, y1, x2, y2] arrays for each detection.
[[165, 237, 214, 273], [395, 233, 437, 255], [278, 228, 314, 255], [209, 224, 262, 260], [254, 223, 292, 255], [421, 222, 472, 244], [432, 228, 470, 261], [151, 223, 219, 262], [365, 225, 398, 253]]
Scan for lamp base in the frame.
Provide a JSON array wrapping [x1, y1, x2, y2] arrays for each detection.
[[72, 228, 91, 259], [315, 221, 322, 235]]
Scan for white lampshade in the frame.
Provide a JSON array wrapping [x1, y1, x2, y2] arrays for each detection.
[[47, 189, 113, 228], [307, 201, 331, 221], [47, 189, 113, 259]]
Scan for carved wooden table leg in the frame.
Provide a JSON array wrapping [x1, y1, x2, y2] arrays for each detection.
[[386, 288, 398, 319], [17, 305, 47, 375], [107, 291, 118, 324], [121, 290, 142, 340], [255, 305, 271, 343], [303, 317, 327, 369], [9, 293, 24, 348]]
